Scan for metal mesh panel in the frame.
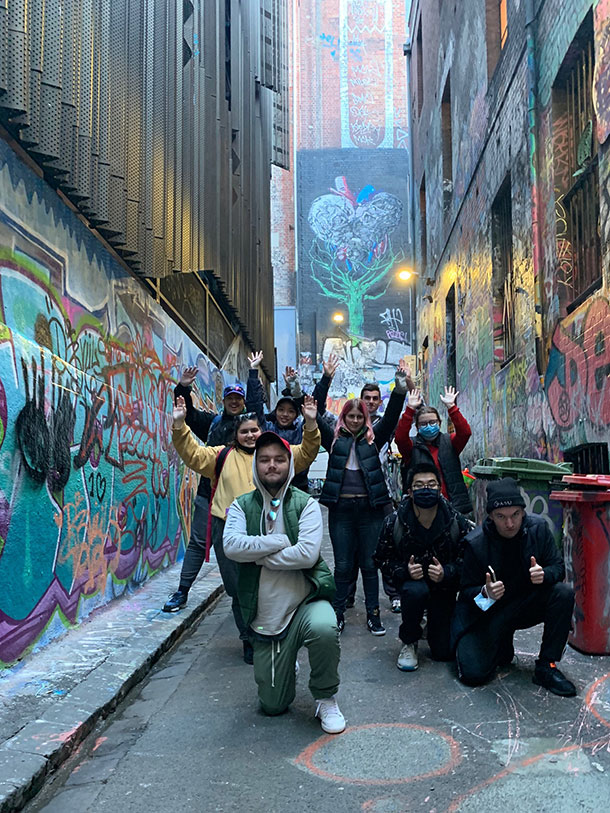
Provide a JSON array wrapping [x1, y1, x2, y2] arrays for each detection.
[[0, 1, 8, 95]]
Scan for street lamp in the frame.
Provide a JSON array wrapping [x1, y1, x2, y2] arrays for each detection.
[[332, 312, 345, 324], [395, 268, 418, 354]]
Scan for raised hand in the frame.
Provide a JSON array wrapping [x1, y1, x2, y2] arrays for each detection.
[[439, 385, 458, 408], [529, 556, 544, 584], [179, 365, 199, 387], [485, 571, 505, 601], [407, 389, 423, 410], [283, 366, 297, 385], [173, 395, 187, 429], [398, 358, 412, 377], [301, 394, 318, 425], [248, 351, 264, 370], [408, 555, 424, 580], [428, 556, 444, 583], [323, 352, 340, 379]]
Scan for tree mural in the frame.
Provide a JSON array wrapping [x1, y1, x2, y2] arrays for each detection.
[[307, 176, 403, 336]]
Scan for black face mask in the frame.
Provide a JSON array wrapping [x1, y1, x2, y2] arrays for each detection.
[[412, 488, 441, 508]]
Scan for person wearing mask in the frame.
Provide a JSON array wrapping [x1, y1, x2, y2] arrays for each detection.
[[162, 369, 248, 613], [246, 351, 339, 491], [395, 386, 472, 515], [452, 478, 576, 696], [223, 431, 344, 733], [171, 395, 321, 663], [319, 363, 408, 636], [374, 463, 473, 671]]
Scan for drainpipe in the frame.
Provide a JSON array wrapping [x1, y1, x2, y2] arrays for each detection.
[[403, 38, 417, 358], [525, 0, 545, 381]]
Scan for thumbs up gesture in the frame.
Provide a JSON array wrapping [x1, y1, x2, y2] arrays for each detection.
[[408, 555, 424, 580], [529, 555, 545, 584], [485, 571, 505, 601], [428, 556, 444, 583]]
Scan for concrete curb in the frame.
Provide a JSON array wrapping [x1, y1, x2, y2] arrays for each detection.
[[0, 565, 224, 812]]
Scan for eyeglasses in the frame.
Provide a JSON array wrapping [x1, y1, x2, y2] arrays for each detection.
[[417, 419, 440, 427], [412, 483, 440, 490], [268, 498, 281, 523]]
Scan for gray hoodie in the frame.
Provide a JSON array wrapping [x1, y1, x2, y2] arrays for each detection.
[[223, 445, 323, 636]]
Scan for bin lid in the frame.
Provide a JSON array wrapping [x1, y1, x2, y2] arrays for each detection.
[[560, 474, 610, 489], [471, 457, 573, 480], [550, 488, 610, 503]]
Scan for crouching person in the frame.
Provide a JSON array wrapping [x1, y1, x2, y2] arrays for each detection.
[[452, 478, 576, 696], [374, 463, 472, 671], [223, 431, 345, 733]]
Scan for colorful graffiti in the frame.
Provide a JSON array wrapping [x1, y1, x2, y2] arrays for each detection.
[[307, 176, 403, 337], [546, 297, 610, 431], [593, 0, 610, 145], [0, 142, 237, 666]]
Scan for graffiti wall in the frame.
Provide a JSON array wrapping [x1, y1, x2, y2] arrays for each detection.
[[0, 142, 244, 666], [296, 149, 412, 400]]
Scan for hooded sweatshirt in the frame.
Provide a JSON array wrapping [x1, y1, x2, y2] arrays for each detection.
[[172, 423, 321, 520], [223, 446, 323, 636]]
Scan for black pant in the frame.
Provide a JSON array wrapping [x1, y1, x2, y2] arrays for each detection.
[[178, 495, 210, 593], [456, 582, 574, 686], [211, 516, 249, 640], [399, 580, 456, 661]]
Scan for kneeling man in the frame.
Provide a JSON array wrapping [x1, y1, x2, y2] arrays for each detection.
[[223, 431, 345, 733], [453, 478, 576, 696]]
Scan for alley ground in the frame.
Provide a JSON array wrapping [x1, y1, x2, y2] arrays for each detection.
[[21, 526, 610, 813]]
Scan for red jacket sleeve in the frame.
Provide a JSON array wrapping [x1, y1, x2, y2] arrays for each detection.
[[395, 406, 415, 465], [448, 405, 471, 455]]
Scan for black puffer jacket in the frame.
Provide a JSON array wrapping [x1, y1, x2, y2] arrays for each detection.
[[319, 430, 390, 509], [408, 433, 472, 514]]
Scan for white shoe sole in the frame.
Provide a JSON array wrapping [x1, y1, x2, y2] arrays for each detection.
[[397, 662, 418, 671]]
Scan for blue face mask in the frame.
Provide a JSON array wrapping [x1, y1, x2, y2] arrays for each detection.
[[419, 423, 440, 440]]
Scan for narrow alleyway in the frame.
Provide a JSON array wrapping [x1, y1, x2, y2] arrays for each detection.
[[25, 525, 610, 813]]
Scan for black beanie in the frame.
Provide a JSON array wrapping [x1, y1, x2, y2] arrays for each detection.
[[486, 477, 526, 513]]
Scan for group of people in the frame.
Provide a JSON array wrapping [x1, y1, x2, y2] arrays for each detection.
[[166, 354, 577, 735]]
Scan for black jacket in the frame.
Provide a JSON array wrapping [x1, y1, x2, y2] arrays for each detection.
[[451, 514, 565, 644], [408, 432, 472, 514], [373, 497, 472, 589]]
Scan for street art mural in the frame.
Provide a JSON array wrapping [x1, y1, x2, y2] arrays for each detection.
[[297, 149, 411, 402], [0, 143, 240, 666]]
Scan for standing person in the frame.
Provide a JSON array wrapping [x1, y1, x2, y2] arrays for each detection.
[[171, 395, 321, 663], [452, 478, 576, 696], [246, 351, 339, 491], [223, 432, 345, 733], [374, 463, 473, 671], [162, 368, 247, 613], [395, 385, 472, 515], [319, 363, 409, 636]]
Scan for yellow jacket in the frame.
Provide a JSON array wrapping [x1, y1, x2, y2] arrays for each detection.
[[172, 424, 321, 520]]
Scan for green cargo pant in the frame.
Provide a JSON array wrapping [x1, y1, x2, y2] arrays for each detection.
[[252, 599, 340, 716]]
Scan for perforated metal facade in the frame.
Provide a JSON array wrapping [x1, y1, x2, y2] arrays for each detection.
[[0, 0, 285, 365]]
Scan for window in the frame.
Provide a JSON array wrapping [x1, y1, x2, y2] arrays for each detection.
[[563, 443, 610, 475], [441, 73, 453, 214], [491, 174, 515, 366], [416, 20, 423, 117], [485, 0, 508, 80], [446, 284, 456, 387], [553, 14, 600, 309], [419, 176, 427, 270]]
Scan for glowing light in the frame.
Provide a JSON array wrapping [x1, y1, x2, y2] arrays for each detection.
[[397, 268, 413, 282], [332, 312, 345, 324]]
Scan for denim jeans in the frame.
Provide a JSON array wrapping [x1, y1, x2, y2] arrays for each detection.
[[177, 494, 210, 593], [328, 498, 387, 614]]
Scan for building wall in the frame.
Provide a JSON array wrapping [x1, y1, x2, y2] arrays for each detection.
[[0, 141, 251, 667], [272, 0, 414, 403], [410, 0, 610, 467]]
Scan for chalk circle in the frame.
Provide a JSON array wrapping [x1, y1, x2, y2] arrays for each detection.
[[585, 671, 610, 729], [294, 723, 460, 785]]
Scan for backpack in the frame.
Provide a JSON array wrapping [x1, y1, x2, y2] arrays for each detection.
[[392, 511, 472, 547], [204, 446, 233, 561]]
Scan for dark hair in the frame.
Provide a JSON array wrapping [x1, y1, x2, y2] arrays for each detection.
[[360, 382, 381, 398], [414, 405, 442, 427], [405, 462, 442, 490], [235, 412, 262, 427]]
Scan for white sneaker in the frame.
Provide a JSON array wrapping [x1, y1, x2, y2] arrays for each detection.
[[391, 598, 402, 613], [295, 660, 300, 679], [315, 695, 346, 734], [397, 643, 418, 671]]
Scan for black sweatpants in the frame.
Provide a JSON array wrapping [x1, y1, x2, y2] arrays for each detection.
[[399, 580, 456, 661], [456, 582, 574, 686]]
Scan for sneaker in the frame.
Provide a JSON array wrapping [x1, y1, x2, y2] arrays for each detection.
[[345, 596, 355, 610], [162, 590, 188, 613], [295, 660, 300, 679], [532, 662, 576, 697], [366, 608, 386, 636], [397, 643, 419, 671], [391, 598, 402, 613], [336, 614, 345, 633], [315, 695, 346, 734], [243, 640, 254, 665]]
